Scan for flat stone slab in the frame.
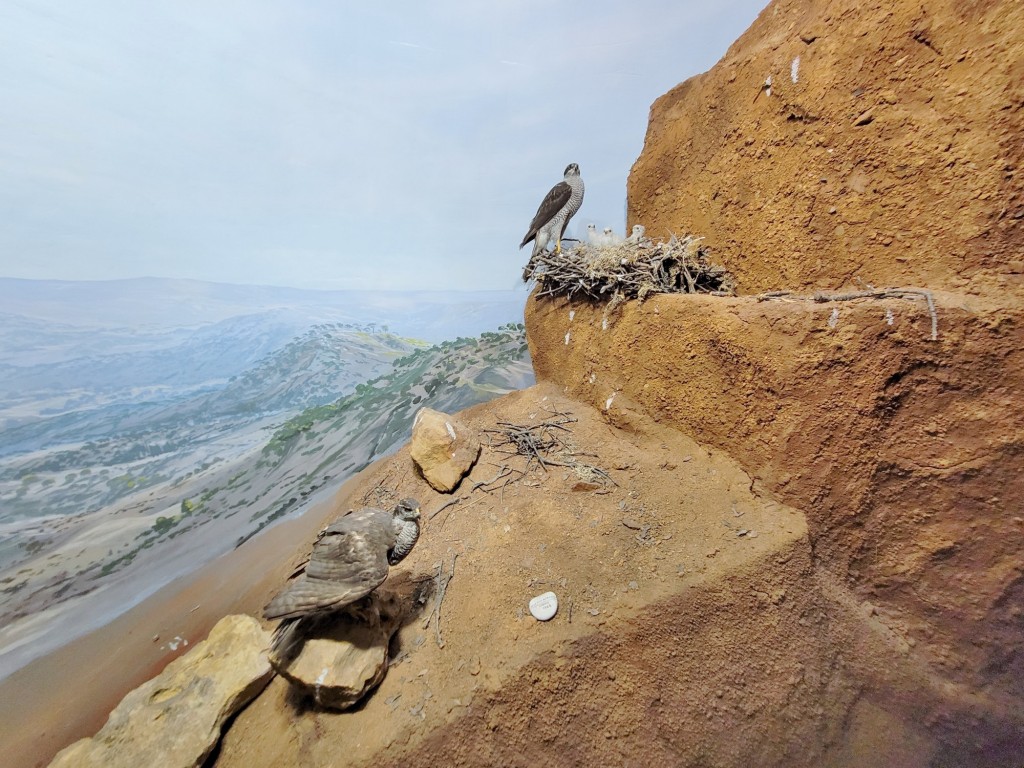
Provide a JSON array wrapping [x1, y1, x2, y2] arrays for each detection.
[[49, 614, 272, 768], [273, 589, 406, 710]]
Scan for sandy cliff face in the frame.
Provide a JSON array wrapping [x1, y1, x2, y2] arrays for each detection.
[[627, 0, 1023, 296], [529, 0, 1024, 761]]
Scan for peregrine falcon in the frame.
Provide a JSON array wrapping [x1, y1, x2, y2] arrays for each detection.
[[520, 163, 585, 277], [264, 498, 421, 658]]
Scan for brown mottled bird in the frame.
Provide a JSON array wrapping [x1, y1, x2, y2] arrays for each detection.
[[264, 498, 421, 658]]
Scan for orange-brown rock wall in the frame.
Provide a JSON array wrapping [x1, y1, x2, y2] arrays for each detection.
[[526, 291, 1024, 712], [628, 0, 1024, 295]]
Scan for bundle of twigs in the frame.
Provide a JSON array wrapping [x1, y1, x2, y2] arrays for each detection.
[[483, 412, 577, 470], [482, 410, 616, 485], [524, 234, 734, 305]]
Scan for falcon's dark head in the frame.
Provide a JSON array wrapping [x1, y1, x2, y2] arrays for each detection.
[[564, 163, 580, 178], [393, 497, 421, 522]]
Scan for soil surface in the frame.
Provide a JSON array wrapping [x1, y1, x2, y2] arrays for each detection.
[[212, 383, 874, 768]]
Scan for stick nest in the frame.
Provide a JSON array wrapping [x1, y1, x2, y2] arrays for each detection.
[[524, 235, 735, 309]]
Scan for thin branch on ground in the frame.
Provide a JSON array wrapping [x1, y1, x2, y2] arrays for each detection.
[[755, 287, 939, 340], [421, 552, 458, 648], [428, 496, 465, 520], [361, 470, 396, 507]]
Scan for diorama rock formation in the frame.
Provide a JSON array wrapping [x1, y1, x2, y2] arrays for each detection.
[[410, 407, 481, 492], [530, 0, 1024, 759], [271, 588, 409, 710], [49, 615, 272, 768], [36, 1, 1024, 767], [628, 0, 1023, 297]]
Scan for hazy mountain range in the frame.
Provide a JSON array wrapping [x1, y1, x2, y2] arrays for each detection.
[[0, 277, 527, 343], [0, 277, 533, 677]]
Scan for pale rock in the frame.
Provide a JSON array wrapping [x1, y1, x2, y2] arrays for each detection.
[[49, 614, 272, 768], [410, 407, 480, 492], [273, 589, 404, 710]]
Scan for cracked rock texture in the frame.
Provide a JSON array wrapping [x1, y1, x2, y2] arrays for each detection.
[[411, 407, 481, 492], [49, 615, 272, 768]]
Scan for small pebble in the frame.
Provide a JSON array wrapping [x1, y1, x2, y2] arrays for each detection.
[[529, 591, 558, 621]]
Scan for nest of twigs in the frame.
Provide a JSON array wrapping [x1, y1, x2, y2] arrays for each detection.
[[524, 234, 734, 310]]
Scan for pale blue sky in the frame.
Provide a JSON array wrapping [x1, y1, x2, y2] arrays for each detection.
[[0, 0, 766, 291]]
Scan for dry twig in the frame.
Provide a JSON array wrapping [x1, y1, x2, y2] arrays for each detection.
[[756, 287, 939, 340], [422, 552, 459, 648], [481, 409, 618, 487], [428, 496, 465, 520]]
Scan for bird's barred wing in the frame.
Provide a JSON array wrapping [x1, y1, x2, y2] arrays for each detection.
[[263, 574, 379, 620], [262, 508, 393, 620], [305, 522, 391, 584], [520, 181, 572, 248]]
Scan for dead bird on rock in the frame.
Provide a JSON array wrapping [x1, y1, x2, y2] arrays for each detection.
[[264, 498, 421, 662]]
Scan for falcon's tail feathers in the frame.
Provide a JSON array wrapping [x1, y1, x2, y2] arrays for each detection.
[[269, 618, 302, 667]]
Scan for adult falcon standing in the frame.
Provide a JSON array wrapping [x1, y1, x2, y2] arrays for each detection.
[[520, 163, 585, 279]]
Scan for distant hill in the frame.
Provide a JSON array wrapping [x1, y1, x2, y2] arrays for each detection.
[[0, 323, 532, 677], [0, 325, 419, 513], [0, 277, 527, 343], [0, 310, 334, 424], [146, 322, 535, 548]]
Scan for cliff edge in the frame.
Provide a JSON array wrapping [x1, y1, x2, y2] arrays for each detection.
[[531, 0, 1024, 760], [627, 0, 1023, 297]]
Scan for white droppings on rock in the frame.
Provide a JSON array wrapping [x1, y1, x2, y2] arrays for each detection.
[[791, 56, 800, 83], [314, 666, 330, 704], [828, 307, 840, 328], [589, 372, 596, 384], [885, 308, 895, 325], [565, 331, 571, 345], [569, 310, 576, 321], [601, 317, 609, 331], [445, 421, 457, 441], [605, 392, 616, 411]]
